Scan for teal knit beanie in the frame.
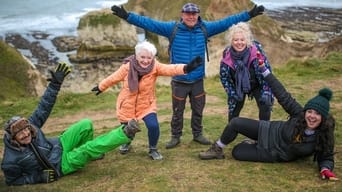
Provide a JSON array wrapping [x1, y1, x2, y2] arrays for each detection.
[[304, 88, 333, 118]]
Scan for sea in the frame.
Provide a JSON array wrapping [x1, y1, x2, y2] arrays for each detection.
[[0, 0, 127, 37], [0, 0, 341, 64]]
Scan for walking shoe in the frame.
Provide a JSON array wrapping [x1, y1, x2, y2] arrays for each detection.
[[123, 119, 141, 139], [149, 148, 163, 160], [199, 143, 225, 160], [119, 143, 131, 154], [193, 134, 212, 145], [165, 136, 180, 149]]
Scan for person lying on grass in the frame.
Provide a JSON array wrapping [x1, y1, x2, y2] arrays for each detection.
[[1, 62, 141, 185], [199, 54, 338, 181]]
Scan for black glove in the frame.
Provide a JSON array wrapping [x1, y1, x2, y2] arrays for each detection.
[[184, 56, 203, 73], [47, 62, 71, 85], [111, 5, 129, 20], [91, 86, 102, 96], [39, 169, 56, 183], [248, 5, 265, 18]]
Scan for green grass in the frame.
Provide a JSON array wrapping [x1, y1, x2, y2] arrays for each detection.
[[0, 40, 33, 100], [0, 52, 342, 191]]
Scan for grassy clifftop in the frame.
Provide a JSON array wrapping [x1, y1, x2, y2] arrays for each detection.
[[0, 40, 35, 100], [0, 51, 341, 191]]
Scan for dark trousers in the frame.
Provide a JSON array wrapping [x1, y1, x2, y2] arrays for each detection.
[[228, 87, 271, 122], [220, 117, 274, 162], [170, 79, 205, 138]]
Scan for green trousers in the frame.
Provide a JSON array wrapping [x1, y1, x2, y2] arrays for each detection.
[[59, 119, 131, 175]]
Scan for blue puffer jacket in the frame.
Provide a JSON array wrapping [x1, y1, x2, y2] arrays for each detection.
[[127, 11, 250, 83], [1, 83, 63, 185]]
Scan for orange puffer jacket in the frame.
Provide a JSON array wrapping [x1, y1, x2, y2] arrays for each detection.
[[99, 60, 185, 122]]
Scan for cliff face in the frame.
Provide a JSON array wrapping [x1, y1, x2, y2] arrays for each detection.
[[4, 0, 340, 96], [0, 40, 46, 100]]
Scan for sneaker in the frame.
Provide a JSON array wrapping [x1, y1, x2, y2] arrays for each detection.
[[199, 143, 225, 160], [193, 134, 212, 145], [165, 136, 180, 149], [119, 143, 131, 154], [123, 119, 141, 139], [149, 149, 163, 160]]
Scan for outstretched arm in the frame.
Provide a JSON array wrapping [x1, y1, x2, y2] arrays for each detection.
[[111, 5, 174, 37], [258, 59, 303, 117], [28, 62, 71, 128]]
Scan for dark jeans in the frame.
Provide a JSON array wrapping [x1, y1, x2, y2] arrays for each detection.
[[220, 117, 274, 162], [228, 87, 272, 122], [170, 79, 205, 138]]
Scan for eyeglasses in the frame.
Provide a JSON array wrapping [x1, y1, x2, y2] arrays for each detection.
[[10, 118, 31, 138]]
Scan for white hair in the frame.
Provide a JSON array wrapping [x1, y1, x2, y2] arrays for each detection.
[[226, 22, 254, 48], [135, 40, 157, 56]]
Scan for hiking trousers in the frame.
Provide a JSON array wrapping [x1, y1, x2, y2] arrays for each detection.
[[60, 119, 131, 175], [170, 79, 205, 138], [221, 117, 274, 162]]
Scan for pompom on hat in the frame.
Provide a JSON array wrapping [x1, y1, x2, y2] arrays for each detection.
[[304, 88, 333, 118]]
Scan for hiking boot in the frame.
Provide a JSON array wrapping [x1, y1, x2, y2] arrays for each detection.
[[123, 119, 141, 139], [193, 134, 212, 145], [149, 148, 163, 160], [119, 143, 131, 154], [199, 143, 225, 160], [165, 136, 180, 149]]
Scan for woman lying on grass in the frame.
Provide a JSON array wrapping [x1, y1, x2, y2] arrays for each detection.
[[199, 53, 338, 181]]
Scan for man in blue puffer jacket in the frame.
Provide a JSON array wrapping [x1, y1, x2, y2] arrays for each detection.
[[111, 2, 265, 150]]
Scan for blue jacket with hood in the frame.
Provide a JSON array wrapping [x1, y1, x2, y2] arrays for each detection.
[[126, 11, 250, 83]]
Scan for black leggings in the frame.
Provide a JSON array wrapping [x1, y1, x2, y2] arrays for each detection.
[[220, 117, 273, 162]]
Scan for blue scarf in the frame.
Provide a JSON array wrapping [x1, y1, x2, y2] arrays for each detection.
[[230, 47, 251, 101]]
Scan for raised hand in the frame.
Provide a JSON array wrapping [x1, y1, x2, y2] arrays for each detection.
[[111, 5, 129, 20], [248, 5, 265, 18], [47, 62, 71, 86]]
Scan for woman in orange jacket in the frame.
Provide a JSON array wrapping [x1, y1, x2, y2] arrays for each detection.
[[92, 40, 202, 160]]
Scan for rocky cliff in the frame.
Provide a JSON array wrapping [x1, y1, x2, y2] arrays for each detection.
[[2, 0, 341, 94], [71, 0, 341, 72]]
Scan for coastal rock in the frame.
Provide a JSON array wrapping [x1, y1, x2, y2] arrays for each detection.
[[52, 36, 81, 52], [266, 7, 342, 42], [5, 33, 31, 49], [3, 0, 342, 94]]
